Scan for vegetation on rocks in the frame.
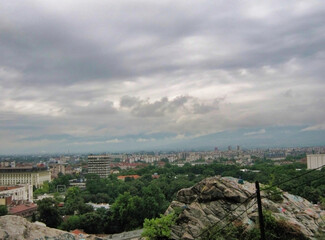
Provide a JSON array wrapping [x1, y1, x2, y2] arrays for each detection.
[[142, 212, 177, 240], [201, 211, 309, 240]]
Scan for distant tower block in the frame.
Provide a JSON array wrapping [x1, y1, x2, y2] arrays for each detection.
[[228, 146, 232, 151], [236, 145, 240, 151], [214, 147, 219, 152], [88, 155, 112, 178], [307, 154, 325, 170]]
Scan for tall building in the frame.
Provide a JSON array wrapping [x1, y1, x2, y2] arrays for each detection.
[[88, 155, 111, 178], [0, 167, 51, 187], [307, 154, 325, 170]]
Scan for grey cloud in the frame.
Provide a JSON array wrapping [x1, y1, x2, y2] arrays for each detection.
[[131, 97, 170, 117], [1, 1, 325, 153], [70, 101, 117, 116], [1, 0, 322, 88], [192, 103, 215, 114], [282, 89, 294, 98], [120, 96, 192, 117], [20, 134, 74, 142], [120, 96, 139, 108]]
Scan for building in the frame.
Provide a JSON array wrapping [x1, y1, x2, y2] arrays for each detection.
[[86, 202, 110, 210], [117, 175, 140, 181], [307, 154, 325, 170], [0, 167, 51, 187], [0, 184, 33, 205], [9, 203, 37, 217], [49, 163, 74, 178], [88, 155, 111, 178]]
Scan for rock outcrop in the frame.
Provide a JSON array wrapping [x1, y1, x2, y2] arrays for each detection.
[[166, 176, 325, 240], [0, 215, 102, 240]]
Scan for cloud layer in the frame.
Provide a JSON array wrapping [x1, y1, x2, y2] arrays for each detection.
[[1, 0, 325, 153]]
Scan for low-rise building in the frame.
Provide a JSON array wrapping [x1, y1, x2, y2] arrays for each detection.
[[117, 175, 140, 181], [86, 202, 110, 210], [0, 184, 33, 204], [9, 203, 37, 217], [50, 164, 66, 178]]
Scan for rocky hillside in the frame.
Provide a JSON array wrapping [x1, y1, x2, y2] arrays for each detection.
[[0, 215, 143, 240], [0, 215, 102, 240], [166, 176, 325, 240]]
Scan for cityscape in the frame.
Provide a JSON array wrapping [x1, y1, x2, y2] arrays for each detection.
[[1, 145, 325, 239], [1, 0, 325, 239]]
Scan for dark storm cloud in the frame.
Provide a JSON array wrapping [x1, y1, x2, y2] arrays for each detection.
[[1, 1, 324, 87]]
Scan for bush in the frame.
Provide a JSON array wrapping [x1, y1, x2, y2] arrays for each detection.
[[142, 213, 177, 240], [0, 205, 8, 216]]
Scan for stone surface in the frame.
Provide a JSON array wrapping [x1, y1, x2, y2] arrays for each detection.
[[0, 215, 101, 240], [166, 176, 325, 240], [0, 215, 143, 240]]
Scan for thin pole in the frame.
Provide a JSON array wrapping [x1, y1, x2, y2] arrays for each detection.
[[255, 181, 266, 240]]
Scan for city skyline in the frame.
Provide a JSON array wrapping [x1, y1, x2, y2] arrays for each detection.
[[1, 1, 325, 154]]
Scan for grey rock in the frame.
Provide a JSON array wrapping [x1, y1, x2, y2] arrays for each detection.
[[166, 176, 325, 239], [0, 215, 101, 240]]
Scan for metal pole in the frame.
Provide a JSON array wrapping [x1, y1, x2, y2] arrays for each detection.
[[255, 181, 266, 240]]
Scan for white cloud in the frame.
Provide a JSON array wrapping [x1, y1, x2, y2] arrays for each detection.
[[301, 124, 325, 132], [244, 129, 266, 136], [136, 138, 156, 142], [106, 138, 124, 144]]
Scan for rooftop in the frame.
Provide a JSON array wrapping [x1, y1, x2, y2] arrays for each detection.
[[9, 203, 37, 214], [0, 186, 22, 191]]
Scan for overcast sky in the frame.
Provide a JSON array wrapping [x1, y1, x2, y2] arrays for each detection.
[[1, 0, 325, 154]]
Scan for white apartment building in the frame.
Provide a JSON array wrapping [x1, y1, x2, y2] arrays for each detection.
[[307, 154, 325, 170], [88, 155, 111, 178]]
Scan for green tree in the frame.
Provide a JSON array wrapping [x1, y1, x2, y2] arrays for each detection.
[[0, 205, 8, 216], [37, 198, 62, 228], [142, 184, 168, 219], [34, 181, 50, 197], [49, 173, 71, 192], [80, 212, 104, 233], [60, 215, 81, 231], [142, 213, 177, 240], [111, 192, 145, 231], [86, 174, 107, 194], [64, 187, 93, 215]]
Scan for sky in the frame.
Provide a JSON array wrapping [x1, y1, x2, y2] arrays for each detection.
[[1, 0, 325, 154]]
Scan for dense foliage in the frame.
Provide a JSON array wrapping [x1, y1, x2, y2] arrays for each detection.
[[0, 205, 8, 216], [142, 212, 177, 240], [37, 198, 62, 228]]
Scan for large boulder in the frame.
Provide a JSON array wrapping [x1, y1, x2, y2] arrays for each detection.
[[166, 176, 325, 240], [0, 215, 101, 240]]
